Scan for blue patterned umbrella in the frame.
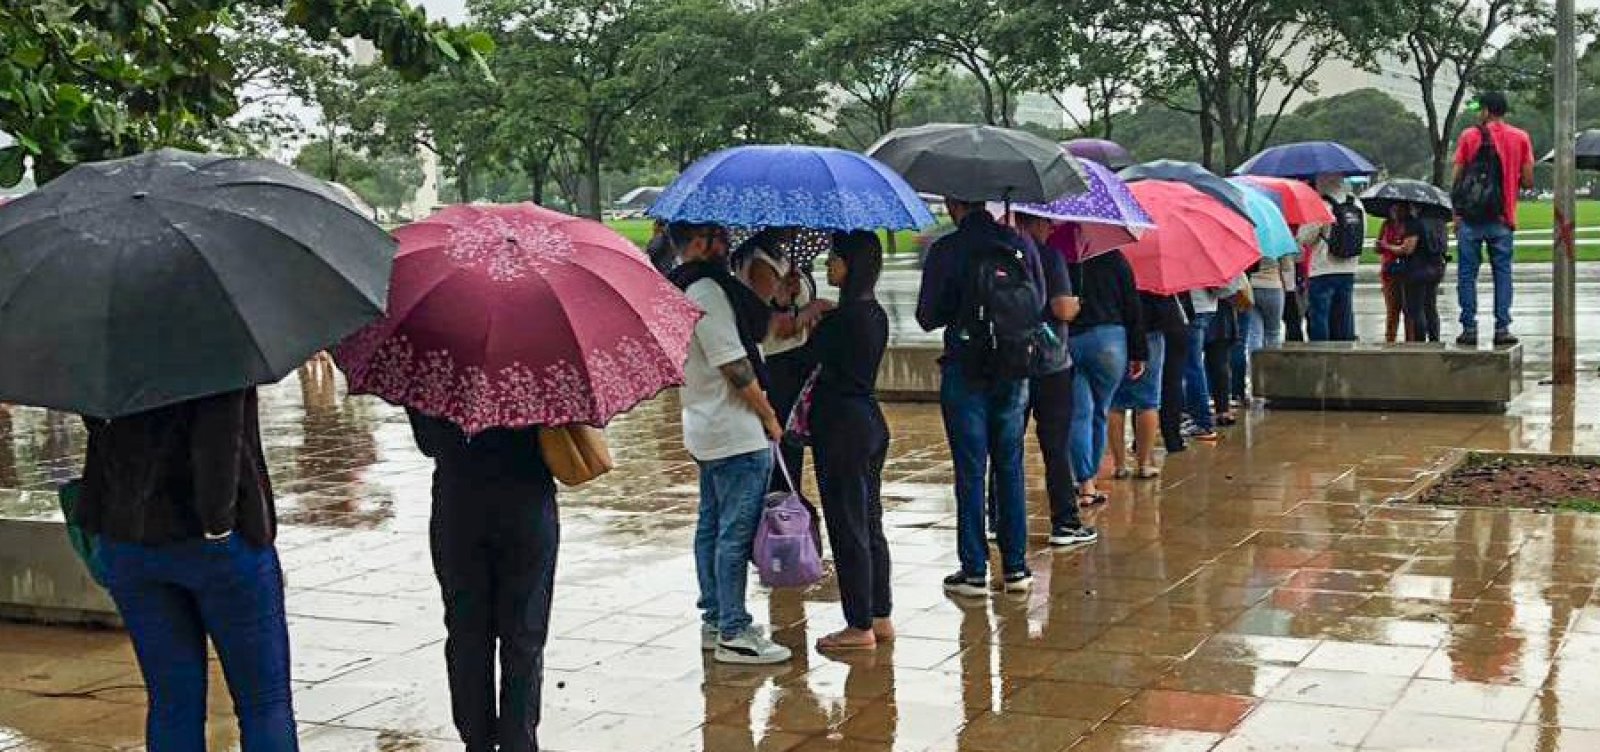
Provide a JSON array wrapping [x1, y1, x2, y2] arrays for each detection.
[[1235, 141, 1377, 179], [648, 145, 935, 231]]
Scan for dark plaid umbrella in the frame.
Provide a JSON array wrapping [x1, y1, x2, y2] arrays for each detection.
[[1120, 159, 1255, 224], [867, 123, 1090, 202], [1360, 179, 1453, 221], [0, 148, 395, 418]]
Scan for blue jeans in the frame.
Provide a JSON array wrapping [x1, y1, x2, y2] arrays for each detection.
[[940, 363, 1028, 577], [1232, 288, 1285, 397], [1308, 274, 1356, 342], [695, 449, 773, 638], [1069, 325, 1128, 484], [98, 536, 296, 752], [1184, 314, 1214, 431], [1457, 221, 1515, 333]]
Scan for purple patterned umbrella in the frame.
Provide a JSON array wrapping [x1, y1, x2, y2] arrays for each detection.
[[996, 159, 1155, 259], [1064, 138, 1135, 170]]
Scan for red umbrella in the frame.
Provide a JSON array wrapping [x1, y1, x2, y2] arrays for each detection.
[[335, 203, 700, 434], [1123, 181, 1260, 295], [1236, 175, 1334, 228]]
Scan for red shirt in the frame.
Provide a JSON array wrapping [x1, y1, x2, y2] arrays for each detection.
[[1454, 121, 1534, 228]]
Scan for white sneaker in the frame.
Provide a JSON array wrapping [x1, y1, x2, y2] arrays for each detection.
[[701, 624, 719, 651], [715, 626, 792, 665]]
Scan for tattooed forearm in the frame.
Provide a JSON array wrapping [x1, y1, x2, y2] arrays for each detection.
[[719, 358, 757, 389]]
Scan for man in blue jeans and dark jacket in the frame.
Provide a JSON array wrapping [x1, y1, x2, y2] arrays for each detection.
[[917, 200, 1045, 597]]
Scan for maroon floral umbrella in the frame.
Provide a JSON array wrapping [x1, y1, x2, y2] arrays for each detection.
[[335, 203, 700, 433]]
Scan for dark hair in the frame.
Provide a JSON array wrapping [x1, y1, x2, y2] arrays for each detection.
[[1478, 91, 1509, 116], [830, 230, 882, 301], [666, 222, 716, 250]]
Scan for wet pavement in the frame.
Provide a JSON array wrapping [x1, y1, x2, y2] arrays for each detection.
[[2, 267, 1600, 751]]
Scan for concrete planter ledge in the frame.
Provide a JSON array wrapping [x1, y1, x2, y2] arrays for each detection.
[[0, 496, 120, 627], [1251, 342, 1523, 413]]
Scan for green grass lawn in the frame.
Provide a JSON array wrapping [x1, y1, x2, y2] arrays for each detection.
[[609, 199, 1600, 263]]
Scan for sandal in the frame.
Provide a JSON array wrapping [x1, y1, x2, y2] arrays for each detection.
[[1077, 491, 1109, 506], [816, 629, 877, 651], [1137, 466, 1162, 479], [1112, 468, 1132, 480]]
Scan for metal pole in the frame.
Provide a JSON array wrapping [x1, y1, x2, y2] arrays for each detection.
[[1553, 0, 1578, 384]]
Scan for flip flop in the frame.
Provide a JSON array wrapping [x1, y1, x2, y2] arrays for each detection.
[[816, 630, 877, 651], [1077, 492, 1109, 506]]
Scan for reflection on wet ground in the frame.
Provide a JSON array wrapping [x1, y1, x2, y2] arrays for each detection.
[[3, 267, 1600, 751]]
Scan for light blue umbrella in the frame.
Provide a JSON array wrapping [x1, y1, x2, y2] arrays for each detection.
[[648, 145, 936, 231], [1232, 180, 1298, 259]]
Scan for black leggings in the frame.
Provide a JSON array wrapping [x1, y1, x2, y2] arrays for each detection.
[[1159, 324, 1189, 451], [814, 408, 891, 631], [1204, 339, 1234, 418], [1402, 278, 1442, 342]]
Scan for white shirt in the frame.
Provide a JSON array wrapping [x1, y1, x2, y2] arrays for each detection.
[[1309, 188, 1363, 278], [1190, 274, 1247, 315], [681, 279, 769, 462]]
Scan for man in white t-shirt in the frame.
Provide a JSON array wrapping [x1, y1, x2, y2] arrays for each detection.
[[668, 222, 792, 665], [1307, 173, 1363, 341]]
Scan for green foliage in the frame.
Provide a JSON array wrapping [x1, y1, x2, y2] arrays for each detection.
[[0, 0, 490, 186], [292, 137, 421, 211], [1268, 89, 1433, 179]]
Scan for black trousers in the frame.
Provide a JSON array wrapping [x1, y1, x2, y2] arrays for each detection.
[[1283, 290, 1306, 343], [1159, 326, 1189, 451], [1402, 278, 1442, 342], [1031, 369, 1080, 527], [814, 403, 892, 631], [430, 471, 560, 752], [767, 349, 813, 491], [1204, 339, 1234, 418]]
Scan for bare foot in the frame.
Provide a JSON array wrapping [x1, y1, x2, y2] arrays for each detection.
[[816, 627, 876, 651], [871, 618, 895, 642]]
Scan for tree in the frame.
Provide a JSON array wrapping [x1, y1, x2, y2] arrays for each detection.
[[850, 0, 1039, 126], [1111, 98, 1206, 165], [0, 0, 491, 186], [348, 64, 502, 203], [1388, 0, 1545, 186], [293, 138, 421, 212], [469, 0, 697, 218], [1141, 0, 1397, 170], [1268, 89, 1433, 178], [1014, 0, 1153, 139], [208, 6, 351, 154], [808, 0, 930, 147]]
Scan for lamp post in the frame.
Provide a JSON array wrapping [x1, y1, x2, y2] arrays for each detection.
[[1553, 0, 1577, 384]]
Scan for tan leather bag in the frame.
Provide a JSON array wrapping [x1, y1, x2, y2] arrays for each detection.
[[539, 425, 613, 487]]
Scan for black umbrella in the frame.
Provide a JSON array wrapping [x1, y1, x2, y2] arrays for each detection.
[[0, 148, 395, 418], [1360, 179, 1453, 220], [1541, 129, 1600, 170], [866, 123, 1090, 203], [1119, 159, 1255, 224]]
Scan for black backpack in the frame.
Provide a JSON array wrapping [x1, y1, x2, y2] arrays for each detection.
[[1325, 195, 1366, 259], [956, 241, 1043, 382], [1452, 124, 1504, 223]]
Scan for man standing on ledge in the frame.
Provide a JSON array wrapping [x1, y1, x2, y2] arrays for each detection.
[[1453, 91, 1534, 347]]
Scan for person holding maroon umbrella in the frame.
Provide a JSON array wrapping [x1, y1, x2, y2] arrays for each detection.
[[336, 204, 703, 750]]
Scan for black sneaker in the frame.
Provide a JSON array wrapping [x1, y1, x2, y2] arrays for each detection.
[[1002, 569, 1034, 593], [943, 571, 988, 598], [1456, 330, 1478, 346], [1048, 524, 1099, 546], [1493, 331, 1519, 346]]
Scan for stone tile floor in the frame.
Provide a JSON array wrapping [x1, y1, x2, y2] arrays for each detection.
[[2, 260, 1600, 751]]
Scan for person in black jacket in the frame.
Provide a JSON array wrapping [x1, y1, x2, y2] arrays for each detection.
[[409, 410, 559, 752], [1066, 249, 1147, 505], [79, 389, 296, 751], [810, 231, 894, 650]]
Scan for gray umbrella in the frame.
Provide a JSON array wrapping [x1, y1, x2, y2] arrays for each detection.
[[866, 123, 1090, 202], [1120, 159, 1255, 224], [1361, 178, 1453, 220], [1541, 129, 1600, 170], [0, 148, 395, 418]]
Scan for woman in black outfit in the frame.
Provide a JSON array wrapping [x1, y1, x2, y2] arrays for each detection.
[[409, 411, 559, 752], [811, 231, 894, 651]]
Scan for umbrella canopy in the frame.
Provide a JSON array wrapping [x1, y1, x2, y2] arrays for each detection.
[[867, 123, 1090, 202], [0, 148, 394, 418], [1234, 175, 1334, 227], [335, 203, 699, 434], [1540, 129, 1600, 170], [1063, 138, 1134, 170], [1360, 179, 1453, 221], [1121, 181, 1260, 295], [1235, 141, 1377, 178], [648, 145, 934, 231], [1231, 182, 1299, 259], [998, 160, 1154, 258], [1120, 160, 1254, 223]]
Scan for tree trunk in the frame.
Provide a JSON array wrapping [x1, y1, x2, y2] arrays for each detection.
[[456, 156, 473, 204], [528, 158, 547, 206], [582, 142, 604, 220]]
